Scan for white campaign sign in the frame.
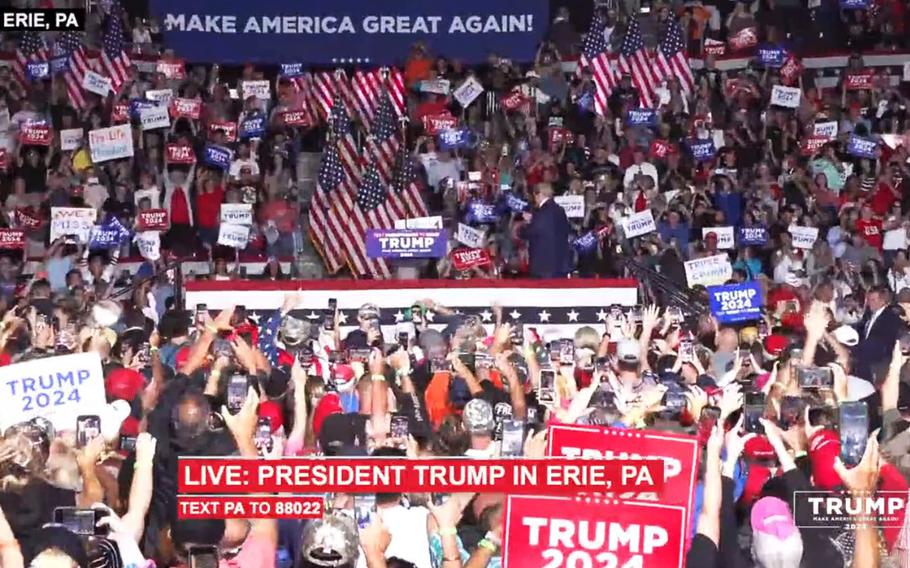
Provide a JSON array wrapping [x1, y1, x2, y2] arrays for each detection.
[[684, 254, 733, 287], [622, 210, 657, 238], [242, 80, 271, 100], [135, 231, 161, 261], [814, 121, 838, 139], [50, 207, 97, 243], [453, 76, 484, 107], [88, 124, 134, 163], [0, 352, 106, 431], [220, 203, 253, 226], [139, 106, 170, 131], [82, 70, 111, 96], [420, 79, 451, 95], [145, 88, 173, 104], [60, 128, 83, 151], [554, 195, 585, 218], [770, 85, 801, 108], [456, 223, 486, 249], [789, 225, 819, 249], [394, 216, 444, 230], [702, 226, 735, 249], [218, 223, 251, 248]]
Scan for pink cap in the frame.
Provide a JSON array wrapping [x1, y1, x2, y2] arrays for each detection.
[[751, 497, 799, 540]]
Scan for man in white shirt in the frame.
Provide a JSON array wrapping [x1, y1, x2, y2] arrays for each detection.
[[621, 147, 658, 189], [425, 150, 462, 193]]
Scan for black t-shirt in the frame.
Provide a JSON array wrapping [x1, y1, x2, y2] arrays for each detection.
[[0, 479, 76, 555], [685, 533, 718, 568]]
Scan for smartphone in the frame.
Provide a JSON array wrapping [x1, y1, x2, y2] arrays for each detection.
[[135, 342, 151, 366], [195, 303, 207, 327], [510, 322, 524, 345], [662, 387, 687, 416], [324, 298, 337, 331], [538, 368, 556, 405], [296, 345, 314, 369], [430, 356, 448, 373], [119, 435, 137, 452], [255, 417, 272, 452], [76, 415, 101, 448], [456, 352, 475, 370], [796, 366, 833, 389], [744, 392, 766, 434], [226, 375, 249, 414], [839, 401, 869, 467], [501, 419, 525, 457], [779, 396, 804, 429], [390, 414, 409, 439], [558, 340, 575, 365], [667, 306, 683, 325], [699, 405, 721, 436], [808, 406, 834, 428], [900, 331, 910, 355], [411, 305, 423, 324], [349, 348, 371, 363], [397, 332, 409, 348], [679, 340, 694, 361], [53, 507, 101, 536], [188, 545, 220, 568], [595, 357, 610, 374], [355, 494, 376, 529]]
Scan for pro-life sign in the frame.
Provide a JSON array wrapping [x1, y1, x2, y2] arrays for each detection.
[[708, 281, 763, 323]]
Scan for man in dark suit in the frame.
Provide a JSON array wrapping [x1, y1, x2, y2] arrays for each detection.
[[520, 183, 572, 278], [853, 285, 906, 382]]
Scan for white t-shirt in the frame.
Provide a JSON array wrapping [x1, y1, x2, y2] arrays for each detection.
[[381, 505, 432, 568], [622, 162, 659, 188], [229, 158, 260, 179]]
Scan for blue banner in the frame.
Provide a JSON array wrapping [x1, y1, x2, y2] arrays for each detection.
[[204, 144, 233, 170], [756, 45, 785, 67], [738, 226, 768, 246], [239, 115, 266, 139], [847, 134, 877, 159], [688, 139, 716, 162], [573, 231, 598, 254], [504, 192, 528, 213], [89, 218, 131, 250], [150, 0, 547, 65], [280, 63, 304, 77], [438, 128, 473, 150], [840, 0, 868, 8], [27, 62, 49, 81], [626, 109, 657, 127], [708, 282, 763, 324], [467, 201, 499, 224], [129, 99, 159, 120], [50, 56, 69, 75], [365, 229, 447, 258]]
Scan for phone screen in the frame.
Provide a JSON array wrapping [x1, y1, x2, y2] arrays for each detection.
[[119, 435, 137, 452], [698, 406, 721, 439], [76, 415, 101, 448], [195, 304, 207, 327], [53, 507, 96, 535], [390, 414, 409, 439], [188, 546, 220, 568], [839, 401, 869, 467], [355, 494, 376, 529], [510, 322, 524, 345], [255, 417, 272, 452], [324, 299, 337, 331], [538, 369, 556, 405], [559, 339, 575, 365], [744, 392, 766, 434], [779, 396, 804, 429], [227, 376, 249, 413], [501, 419, 525, 457]]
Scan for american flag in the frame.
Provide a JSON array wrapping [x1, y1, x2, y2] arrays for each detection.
[[287, 71, 321, 126], [313, 70, 357, 123], [99, 3, 132, 94], [56, 32, 89, 110], [392, 147, 428, 219], [14, 32, 48, 86], [578, 12, 620, 116], [656, 18, 694, 96], [366, 92, 427, 218], [309, 99, 390, 279], [618, 16, 663, 108], [352, 67, 407, 128]]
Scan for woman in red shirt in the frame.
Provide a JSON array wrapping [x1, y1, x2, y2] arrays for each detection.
[[195, 176, 225, 248], [855, 204, 884, 250]]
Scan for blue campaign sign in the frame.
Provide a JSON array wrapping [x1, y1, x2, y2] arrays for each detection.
[[204, 144, 233, 170], [756, 45, 785, 67], [626, 109, 657, 127], [365, 229, 447, 258], [150, 0, 547, 65], [280, 63, 304, 77], [847, 134, 877, 159], [89, 217, 131, 250], [739, 226, 768, 246], [504, 192, 528, 213], [239, 115, 266, 139], [467, 201, 499, 224], [708, 282, 763, 324], [573, 231, 598, 254], [27, 62, 49, 80], [129, 99, 159, 119], [688, 139, 716, 162], [50, 56, 69, 75], [840, 0, 868, 8], [438, 128, 473, 150]]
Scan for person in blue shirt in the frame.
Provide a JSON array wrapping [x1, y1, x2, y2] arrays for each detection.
[[657, 210, 691, 259], [712, 176, 743, 228], [732, 247, 763, 280]]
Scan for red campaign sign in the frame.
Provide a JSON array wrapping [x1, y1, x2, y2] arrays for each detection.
[[111, 103, 129, 123], [845, 72, 874, 90], [209, 121, 237, 142], [728, 27, 758, 51], [547, 424, 699, 537], [170, 98, 201, 119], [281, 110, 309, 126], [20, 124, 51, 146], [650, 139, 670, 159], [0, 148, 6, 171], [166, 144, 197, 164], [422, 112, 458, 135], [0, 229, 25, 249], [800, 135, 830, 156], [15, 209, 42, 230], [452, 248, 492, 271], [548, 127, 573, 150], [703, 40, 726, 57], [157, 60, 186, 80], [779, 57, 802, 86], [137, 209, 169, 231], [502, 495, 686, 568], [500, 90, 528, 111]]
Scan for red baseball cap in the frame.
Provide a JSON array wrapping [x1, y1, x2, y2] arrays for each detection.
[[763, 335, 789, 357], [105, 368, 145, 402], [257, 400, 285, 433]]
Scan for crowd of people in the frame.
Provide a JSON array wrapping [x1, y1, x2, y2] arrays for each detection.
[[1, 0, 910, 566]]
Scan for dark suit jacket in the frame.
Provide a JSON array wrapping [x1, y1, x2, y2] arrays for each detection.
[[853, 304, 906, 381], [521, 198, 572, 278]]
